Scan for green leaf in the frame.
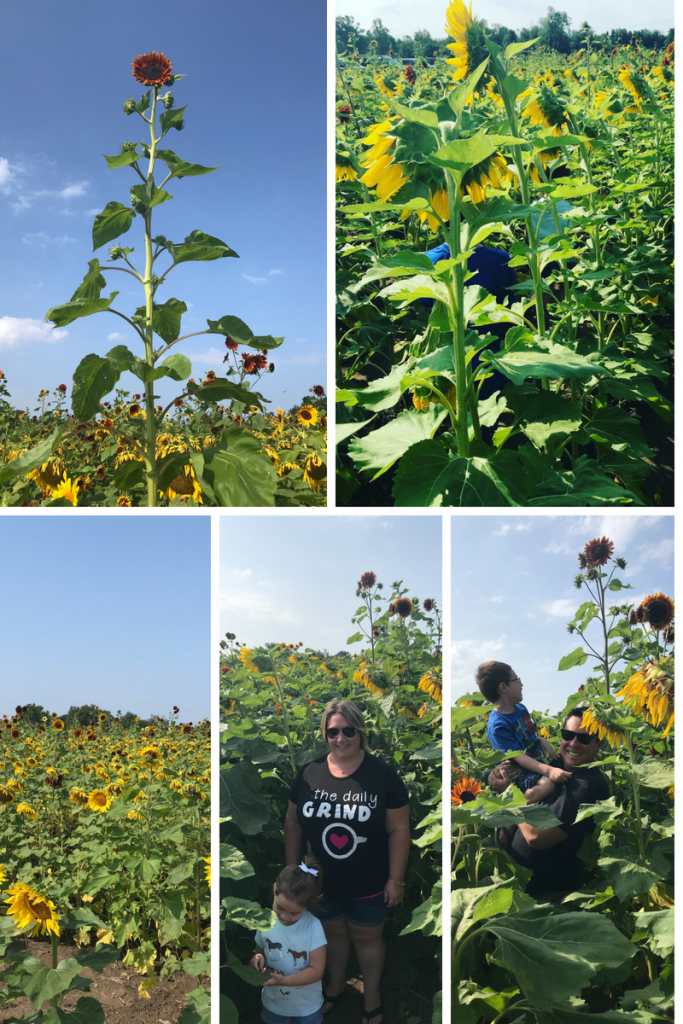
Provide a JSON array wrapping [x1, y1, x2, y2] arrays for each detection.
[[71, 353, 122, 421], [530, 454, 643, 506], [378, 274, 452, 307], [0, 428, 63, 485], [346, 631, 364, 644], [508, 389, 583, 448], [160, 104, 187, 133], [157, 450, 192, 492], [506, 38, 539, 58], [103, 149, 141, 169], [170, 230, 239, 264], [221, 995, 239, 1024], [550, 181, 599, 198], [156, 149, 220, 178], [130, 183, 172, 208], [182, 951, 211, 978], [483, 345, 610, 385], [147, 352, 192, 383], [472, 887, 535, 924], [428, 130, 522, 184], [581, 407, 652, 460], [336, 417, 377, 445], [134, 297, 187, 345], [61, 908, 108, 932], [200, 429, 277, 506], [136, 90, 151, 114], [71, 259, 107, 301], [220, 761, 273, 834], [74, 945, 121, 972], [387, 100, 438, 128], [44, 997, 107, 1024], [337, 363, 408, 413], [558, 647, 589, 671], [634, 910, 674, 957], [448, 59, 490, 120], [21, 957, 82, 1010], [191, 378, 266, 411], [92, 201, 135, 251], [348, 406, 448, 479], [113, 459, 145, 492], [204, 313, 283, 350], [598, 850, 670, 902], [399, 880, 442, 937], [159, 892, 186, 944], [177, 984, 211, 1024], [222, 896, 276, 931], [486, 911, 635, 1008], [220, 843, 255, 881], [225, 948, 266, 987], [45, 290, 121, 329], [393, 441, 525, 507]]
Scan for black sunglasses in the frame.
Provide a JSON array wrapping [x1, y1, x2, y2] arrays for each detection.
[[561, 728, 593, 745], [326, 727, 357, 739]]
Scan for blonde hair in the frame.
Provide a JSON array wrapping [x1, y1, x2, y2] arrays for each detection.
[[275, 855, 323, 907], [320, 699, 370, 751]]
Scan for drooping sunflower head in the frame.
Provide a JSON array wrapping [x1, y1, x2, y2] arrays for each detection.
[[461, 152, 515, 203], [4, 883, 61, 938], [583, 536, 614, 567], [423, 598, 435, 611], [16, 803, 38, 821], [641, 594, 675, 632], [580, 706, 626, 749], [140, 745, 162, 763], [522, 83, 569, 135], [26, 458, 67, 492], [445, 0, 490, 89], [131, 52, 173, 88], [619, 65, 648, 106], [239, 649, 258, 672], [204, 855, 211, 886], [360, 571, 377, 589], [335, 151, 358, 183], [451, 775, 482, 806], [359, 119, 409, 202]]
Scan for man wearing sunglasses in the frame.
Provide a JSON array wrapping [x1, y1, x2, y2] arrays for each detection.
[[488, 708, 610, 897]]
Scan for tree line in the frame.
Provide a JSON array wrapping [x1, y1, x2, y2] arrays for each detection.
[[15, 703, 185, 729], [336, 8, 674, 59]]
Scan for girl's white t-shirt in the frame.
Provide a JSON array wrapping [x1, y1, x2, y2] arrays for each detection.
[[255, 910, 327, 1017]]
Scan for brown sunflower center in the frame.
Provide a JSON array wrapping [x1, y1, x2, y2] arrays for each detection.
[[143, 64, 163, 79], [647, 602, 668, 623], [26, 897, 52, 921], [460, 790, 477, 803]]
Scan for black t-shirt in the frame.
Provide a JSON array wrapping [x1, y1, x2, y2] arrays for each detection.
[[508, 758, 610, 896], [289, 753, 410, 900]]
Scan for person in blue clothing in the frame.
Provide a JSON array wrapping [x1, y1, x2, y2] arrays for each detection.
[[475, 661, 571, 804]]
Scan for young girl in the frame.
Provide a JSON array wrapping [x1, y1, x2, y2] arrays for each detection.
[[250, 856, 327, 1024]]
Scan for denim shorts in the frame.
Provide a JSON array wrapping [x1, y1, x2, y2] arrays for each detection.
[[514, 766, 543, 793], [261, 1007, 323, 1024], [312, 890, 387, 928]]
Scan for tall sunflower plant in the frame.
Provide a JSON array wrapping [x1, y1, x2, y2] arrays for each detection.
[[336, 0, 673, 507], [3, 52, 283, 508]]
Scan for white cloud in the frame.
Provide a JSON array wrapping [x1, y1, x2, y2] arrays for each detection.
[[10, 195, 31, 212], [59, 182, 88, 198], [0, 158, 14, 192], [22, 232, 75, 248], [190, 347, 225, 366], [632, 538, 674, 573], [492, 524, 510, 537], [232, 569, 252, 578], [268, 269, 284, 277], [289, 352, 324, 366], [544, 516, 662, 556], [84, 208, 101, 216], [0, 317, 67, 351], [546, 598, 578, 618], [243, 274, 268, 285], [107, 332, 126, 341], [220, 590, 302, 625], [490, 595, 503, 604], [451, 634, 508, 698]]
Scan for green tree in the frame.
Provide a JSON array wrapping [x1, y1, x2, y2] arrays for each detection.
[[369, 18, 398, 55], [540, 7, 572, 52]]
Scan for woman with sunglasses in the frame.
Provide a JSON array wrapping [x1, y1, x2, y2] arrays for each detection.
[[489, 708, 610, 897], [284, 700, 410, 1024]]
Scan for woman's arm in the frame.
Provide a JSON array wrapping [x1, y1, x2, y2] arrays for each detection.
[[262, 944, 326, 987], [284, 799, 304, 866], [385, 804, 411, 907], [516, 822, 568, 850]]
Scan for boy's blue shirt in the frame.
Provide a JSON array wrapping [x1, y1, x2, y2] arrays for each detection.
[[487, 703, 543, 760]]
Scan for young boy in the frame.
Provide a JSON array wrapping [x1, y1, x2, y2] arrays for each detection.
[[476, 661, 571, 803]]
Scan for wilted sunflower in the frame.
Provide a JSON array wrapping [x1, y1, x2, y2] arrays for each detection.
[[132, 51, 173, 87], [451, 776, 482, 805], [16, 803, 38, 821], [69, 787, 89, 806], [423, 598, 434, 611], [4, 883, 61, 938], [87, 789, 112, 813], [418, 672, 443, 704], [461, 152, 515, 202], [395, 597, 414, 619], [640, 593, 674, 632], [580, 706, 626, 749], [360, 571, 377, 589], [336, 151, 358, 183], [73, 728, 84, 740], [297, 405, 318, 427], [583, 537, 614, 566], [26, 457, 67, 492], [617, 660, 674, 737], [445, 0, 490, 92], [303, 453, 327, 492]]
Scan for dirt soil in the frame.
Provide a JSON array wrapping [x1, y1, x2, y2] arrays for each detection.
[[0, 937, 210, 1024], [239, 975, 433, 1024]]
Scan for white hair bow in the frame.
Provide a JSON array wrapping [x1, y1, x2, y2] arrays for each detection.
[[299, 862, 319, 876]]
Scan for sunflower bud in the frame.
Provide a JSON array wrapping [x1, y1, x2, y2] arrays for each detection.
[[161, 92, 174, 109], [123, 98, 137, 115], [120, 140, 137, 152], [109, 246, 124, 260], [574, 574, 584, 590], [129, 193, 147, 215], [567, 623, 575, 633], [615, 557, 627, 569]]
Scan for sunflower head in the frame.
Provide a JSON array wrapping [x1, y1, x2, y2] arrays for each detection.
[[583, 537, 614, 567], [303, 453, 327, 492], [395, 597, 414, 619], [132, 52, 173, 88], [360, 571, 377, 589], [297, 405, 318, 427], [445, 0, 491, 89], [451, 775, 482, 806], [641, 593, 675, 632], [4, 883, 61, 938]]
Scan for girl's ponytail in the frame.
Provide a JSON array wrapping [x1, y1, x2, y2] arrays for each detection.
[[275, 855, 323, 907]]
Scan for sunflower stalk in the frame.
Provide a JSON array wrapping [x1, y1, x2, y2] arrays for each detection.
[[143, 89, 160, 506], [443, 166, 469, 456]]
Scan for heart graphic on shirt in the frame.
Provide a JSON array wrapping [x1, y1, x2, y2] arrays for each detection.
[[330, 833, 349, 850]]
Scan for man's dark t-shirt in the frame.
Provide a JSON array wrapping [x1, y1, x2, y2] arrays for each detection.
[[508, 758, 610, 897], [289, 753, 409, 901]]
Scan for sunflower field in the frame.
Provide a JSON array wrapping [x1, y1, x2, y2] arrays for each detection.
[[0, 376, 327, 507], [0, 707, 211, 1022], [451, 536, 674, 1023], [335, 2, 674, 506], [220, 576, 443, 1023]]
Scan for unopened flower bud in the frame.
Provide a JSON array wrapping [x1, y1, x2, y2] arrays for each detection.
[[123, 98, 136, 115], [161, 92, 174, 108], [120, 140, 137, 153]]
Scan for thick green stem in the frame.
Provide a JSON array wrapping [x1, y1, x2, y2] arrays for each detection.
[[144, 89, 159, 506], [626, 733, 647, 861], [272, 669, 297, 777], [444, 170, 469, 456], [452, 926, 484, 1006], [50, 933, 59, 1007]]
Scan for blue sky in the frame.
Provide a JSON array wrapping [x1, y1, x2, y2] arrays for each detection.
[[0, 516, 210, 720], [0, 0, 325, 414], [220, 515, 442, 654], [336, 0, 674, 38], [451, 515, 674, 715]]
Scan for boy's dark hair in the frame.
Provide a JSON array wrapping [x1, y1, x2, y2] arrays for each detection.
[[475, 661, 513, 704], [275, 855, 323, 907]]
